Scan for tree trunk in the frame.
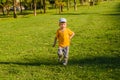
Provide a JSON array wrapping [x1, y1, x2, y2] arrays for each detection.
[[39, 0, 43, 13], [74, 0, 77, 11], [20, 0, 22, 13], [90, 1, 94, 6], [80, 0, 84, 5], [0, 0, 5, 15], [59, 5, 61, 14], [67, 0, 69, 10], [6, 7, 10, 15], [1, 5, 5, 15], [43, 0, 46, 13], [31, 3, 33, 10], [13, 0, 17, 18], [6, 0, 10, 15], [33, 0, 37, 16]]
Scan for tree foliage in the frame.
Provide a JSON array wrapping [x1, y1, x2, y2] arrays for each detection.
[[0, 0, 112, 17]]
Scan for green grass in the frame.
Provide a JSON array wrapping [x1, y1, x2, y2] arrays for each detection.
[[0, 1, 120, 80]]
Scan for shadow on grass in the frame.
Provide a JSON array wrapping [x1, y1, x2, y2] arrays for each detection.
[[102, 13, 120, 16], [69, 56, 120, 69], [0, 11, 33, 18], [53, 12, 120, 16], [53, 12, 100, 15], [0, 56, 119, 68], [0, 14, 13, 18], [116, 2, 120, 12], [0, 60, 60, 66]]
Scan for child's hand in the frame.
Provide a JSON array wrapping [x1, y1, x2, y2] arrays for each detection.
[[53, 37, 57, 47], [52, 44, 56, 47]]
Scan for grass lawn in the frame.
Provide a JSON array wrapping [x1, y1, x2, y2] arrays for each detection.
[[0, 1, 120, 80]]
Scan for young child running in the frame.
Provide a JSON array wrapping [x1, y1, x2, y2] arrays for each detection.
[[53, 18, 75, 65]]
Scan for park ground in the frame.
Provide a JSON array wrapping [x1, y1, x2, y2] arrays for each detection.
[[0, 0, 120, 80]]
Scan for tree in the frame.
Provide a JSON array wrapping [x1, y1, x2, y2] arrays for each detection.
[[13, 0, 17, 18], [0, 0, 11, 15], [20, 0, 23, 13], [33, 0, 36, 16], [67, 0, 69, 10], [49, 0, 55, 8], [55, 0, 66, 14], [79, 0, 88, 5], [6, 0, 11, 15], [38, 0, 43, 13], [74, 0, 77, 11], [0, 0, 6, 15], [43, 0, 46, 13]]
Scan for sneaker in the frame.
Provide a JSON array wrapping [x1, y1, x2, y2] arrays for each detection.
[[63, 62, 67, 66]]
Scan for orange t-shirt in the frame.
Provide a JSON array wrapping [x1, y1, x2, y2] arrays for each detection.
[[56, 28, 74, 47]]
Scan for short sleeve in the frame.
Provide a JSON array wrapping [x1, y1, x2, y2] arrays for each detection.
[[67, 28, 74, 36]]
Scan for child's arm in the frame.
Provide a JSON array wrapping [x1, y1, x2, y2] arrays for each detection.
[[70, 32, 75, 40], [53, 37, 57, 47]]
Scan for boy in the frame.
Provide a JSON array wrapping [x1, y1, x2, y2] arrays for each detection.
[[53, 18, 75, 65]]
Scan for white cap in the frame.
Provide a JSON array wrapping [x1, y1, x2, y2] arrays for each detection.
[[59, 18, 67, 23]]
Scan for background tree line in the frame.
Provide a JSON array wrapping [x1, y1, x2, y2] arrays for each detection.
[[0, 0, 110, 18]]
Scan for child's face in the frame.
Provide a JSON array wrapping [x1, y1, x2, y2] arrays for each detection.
[[59, 22, 67, 29]]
